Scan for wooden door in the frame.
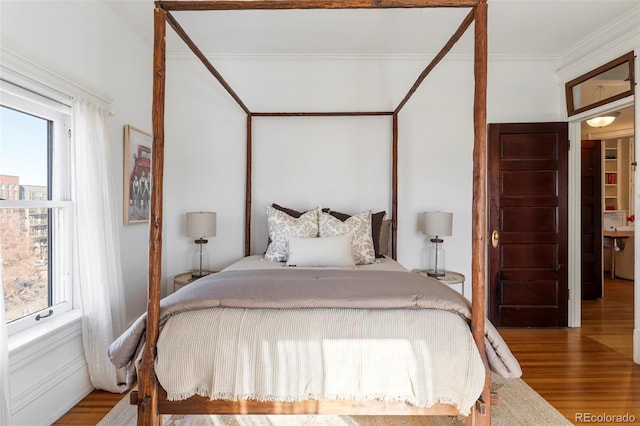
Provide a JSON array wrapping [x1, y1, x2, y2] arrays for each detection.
[[581, 140, 603, 299], [488, 122, 568, 327]]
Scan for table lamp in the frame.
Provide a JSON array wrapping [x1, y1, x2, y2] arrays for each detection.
[[187, 211, 216, 278], [423, 211, 453, 277]]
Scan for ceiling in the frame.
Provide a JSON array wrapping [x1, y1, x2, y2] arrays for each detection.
[[112, 0, 640, 57], [112, 0, 638, 131]]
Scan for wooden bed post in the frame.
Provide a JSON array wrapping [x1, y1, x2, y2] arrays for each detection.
[[471, 1, 489, 425], [136, 6, 167, 426], [245, 114, 252, 257], [392, 113, 398, 259]]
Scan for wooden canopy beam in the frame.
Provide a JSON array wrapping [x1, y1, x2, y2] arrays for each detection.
[[251, 111, 394, 117], [394, 6, 475, 114], [243, 111, 399, 258], [157, 0, 480, 11], [165, 11, 252, 115]]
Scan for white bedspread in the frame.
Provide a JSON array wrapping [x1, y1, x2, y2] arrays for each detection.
[[156, 307, 484, 414], [152, 256, 487, 414]]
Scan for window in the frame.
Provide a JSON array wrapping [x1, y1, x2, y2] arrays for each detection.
[[0, 80, 73, 335]]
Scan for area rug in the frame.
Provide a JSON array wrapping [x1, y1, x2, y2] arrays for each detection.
[[99, 376, 572, 426]]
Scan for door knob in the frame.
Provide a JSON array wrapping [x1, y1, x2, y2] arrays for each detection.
[[491, 230, 499, 248]]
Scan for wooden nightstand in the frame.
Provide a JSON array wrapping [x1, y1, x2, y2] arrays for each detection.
[[173, 270, 217, 292], [414, 270, 465, 296]]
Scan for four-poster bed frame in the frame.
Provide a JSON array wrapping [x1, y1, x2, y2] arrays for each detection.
[[134, 1, 489, 425]]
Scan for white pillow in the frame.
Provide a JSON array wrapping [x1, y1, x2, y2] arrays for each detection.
[[286, 234, 355, 267], [265, 205, 319, 262], [319, 210, 376, 265]]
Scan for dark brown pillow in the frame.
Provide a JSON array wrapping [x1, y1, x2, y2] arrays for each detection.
[[379, 219, 392, 257], [272, 203, 329, 217], [272, 203, 305, 218], [328, 210, 387, 258]]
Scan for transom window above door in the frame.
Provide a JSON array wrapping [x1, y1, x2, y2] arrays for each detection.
[[565, 51, 635, 117]]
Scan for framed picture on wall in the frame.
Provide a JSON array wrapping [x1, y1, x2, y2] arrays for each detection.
[[124, 124, 152, 225]]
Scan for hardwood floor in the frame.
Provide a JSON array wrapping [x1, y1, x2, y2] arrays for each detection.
[[53, 389, 128, 425], [55, 277, 639, 425], [500, 277, 639, 425]]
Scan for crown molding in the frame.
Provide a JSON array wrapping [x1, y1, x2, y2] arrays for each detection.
[[0, 46, 113, 105], [557, 6, 640, 82], [166, 51, 559, 63], [171, 52, 438, 61], [107, 0, 154, 48], [487, 53, 559, 63]]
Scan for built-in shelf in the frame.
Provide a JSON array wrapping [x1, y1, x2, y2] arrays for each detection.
[[603, 140, 621, 211], [602, 136, 635, 218]]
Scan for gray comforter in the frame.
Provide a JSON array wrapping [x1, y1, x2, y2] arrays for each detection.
[[108, 268, 521, 379]]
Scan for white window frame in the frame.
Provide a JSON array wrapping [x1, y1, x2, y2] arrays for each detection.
[[1, 80, 74, 336]]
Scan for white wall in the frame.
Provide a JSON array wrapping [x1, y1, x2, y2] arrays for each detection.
[[163, 54, 562, 297], [0, 1, 151, 424]]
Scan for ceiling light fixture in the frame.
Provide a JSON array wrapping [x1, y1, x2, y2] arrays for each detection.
[[586, 111, 620, 128], [585, 85, 620, 128]]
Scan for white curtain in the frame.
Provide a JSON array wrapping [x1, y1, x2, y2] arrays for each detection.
[[0, 244, 12, 424], [72, 98, 128, 393]]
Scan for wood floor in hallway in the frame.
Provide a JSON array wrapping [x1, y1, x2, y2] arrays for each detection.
[[55, 277, 639, 425]]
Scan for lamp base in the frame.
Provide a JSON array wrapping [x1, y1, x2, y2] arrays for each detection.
[[191, 270, 211, 279], [191, 239, 210, 279], [427, 237, 446, 278]]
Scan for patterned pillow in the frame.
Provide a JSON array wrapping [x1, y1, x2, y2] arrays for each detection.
[[329, 210, 387, 258], [265, 205, 319, 262], [319, 210, 375, 265]]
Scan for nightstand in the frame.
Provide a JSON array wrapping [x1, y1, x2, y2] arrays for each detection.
[[173, 270, 217, 292], [414, 270, 465, 296]]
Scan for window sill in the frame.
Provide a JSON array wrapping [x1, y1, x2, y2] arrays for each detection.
[[8, 309, 82, 356]]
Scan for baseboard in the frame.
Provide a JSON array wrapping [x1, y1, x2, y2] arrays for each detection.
[[8, 312, 93, 425], [42, 364, 94, 426], [10, 355, 92, 426]]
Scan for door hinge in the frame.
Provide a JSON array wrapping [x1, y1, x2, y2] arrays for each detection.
[[568, 288, 571, 300], [568, 140, 570, 151]]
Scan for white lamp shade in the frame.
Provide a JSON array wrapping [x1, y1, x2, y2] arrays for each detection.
[[187, 212, 217, 238], [423, 211, 453, 237]]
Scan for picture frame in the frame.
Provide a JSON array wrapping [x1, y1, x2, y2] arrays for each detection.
[[123, 124, 152, 225]]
